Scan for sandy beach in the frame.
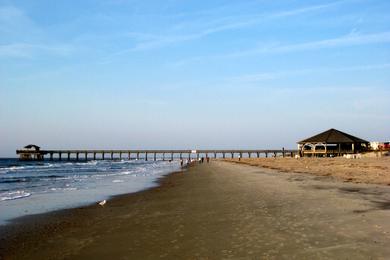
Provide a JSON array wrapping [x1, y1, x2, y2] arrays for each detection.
[[1, 160, 390, 259], [226, 157, 390, 185]]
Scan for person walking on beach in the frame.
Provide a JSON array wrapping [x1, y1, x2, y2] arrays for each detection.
[[207, 157, 210, 163], [201, 157, 204, 163]]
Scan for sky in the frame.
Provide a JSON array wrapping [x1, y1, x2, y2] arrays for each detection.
[[0, 0, 389, 157]]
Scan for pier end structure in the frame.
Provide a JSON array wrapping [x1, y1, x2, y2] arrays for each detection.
[[17, 144, 44, 161]]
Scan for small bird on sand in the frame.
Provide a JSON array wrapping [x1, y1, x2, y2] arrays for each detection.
[[98, 200, 106, 206]]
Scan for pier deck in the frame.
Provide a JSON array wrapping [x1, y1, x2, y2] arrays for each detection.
[[16, 149, 298, 161]]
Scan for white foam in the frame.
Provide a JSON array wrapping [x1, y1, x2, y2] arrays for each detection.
[[0, 190, 31, 201]]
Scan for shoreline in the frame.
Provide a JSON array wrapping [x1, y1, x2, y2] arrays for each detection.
[[1, 161, 390, 258], [0, 168, 186, 257], [0, 159, 181, 226]]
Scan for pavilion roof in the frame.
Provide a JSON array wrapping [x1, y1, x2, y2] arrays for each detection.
[[24, 144, 41, 150], [298, 129, 369, 144]]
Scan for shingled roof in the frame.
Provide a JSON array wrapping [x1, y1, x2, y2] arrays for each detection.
[[24, 144, 41, 150], [298, 129, 369, 144]]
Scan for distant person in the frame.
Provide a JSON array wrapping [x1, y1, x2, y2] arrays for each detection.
[[206, 157, 210, 163], [238, 155, 241, 161], [180, 159, 184, 167], [201, 157, 204, 163]]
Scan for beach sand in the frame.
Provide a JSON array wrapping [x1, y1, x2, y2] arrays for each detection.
[[226, 157, 390, 185], [1, 161, 390, 259]]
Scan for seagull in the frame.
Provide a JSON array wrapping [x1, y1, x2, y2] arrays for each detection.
[[98, 200, 106, 206]]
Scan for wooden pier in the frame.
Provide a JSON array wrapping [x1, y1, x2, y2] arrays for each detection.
[[16, 147, 297, 161]]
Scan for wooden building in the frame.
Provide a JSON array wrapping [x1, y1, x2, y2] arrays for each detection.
[[297, 129, 369, 157]]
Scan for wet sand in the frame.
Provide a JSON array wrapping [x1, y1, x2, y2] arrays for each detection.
[[1, 161, 390, 259]]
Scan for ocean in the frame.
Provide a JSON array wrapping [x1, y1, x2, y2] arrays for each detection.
[[0, 158, 181, 225]]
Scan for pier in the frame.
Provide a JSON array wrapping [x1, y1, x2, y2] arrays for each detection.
[[16, 146, 297, 161]]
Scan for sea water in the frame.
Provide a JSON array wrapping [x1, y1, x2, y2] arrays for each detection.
[[0, 158, 180, 225]]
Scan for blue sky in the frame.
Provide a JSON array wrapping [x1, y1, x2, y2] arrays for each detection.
[[0, 0, 389, 156]]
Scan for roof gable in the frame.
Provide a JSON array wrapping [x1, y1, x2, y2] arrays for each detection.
[[24, 144, 41, 150], [298, 129, 369, 144]]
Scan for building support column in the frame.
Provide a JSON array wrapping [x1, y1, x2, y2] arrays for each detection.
[[324, 143, 327, 157]]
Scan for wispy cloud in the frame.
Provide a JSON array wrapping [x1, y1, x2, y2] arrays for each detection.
[[228, 63, 390, 83], [0, 43, 73, 59], [229, 31, 390, 57], [0, 6, 74, 59], [171, 31, 390, 67], [0, 6, 42, 39], [102, 1, 347, 61]]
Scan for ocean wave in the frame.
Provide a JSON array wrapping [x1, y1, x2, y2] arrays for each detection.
[[0, 164, 58, 173], [50, 187, 77, 191], [0, 190, 31, 201], [0, 175, 65, 184]]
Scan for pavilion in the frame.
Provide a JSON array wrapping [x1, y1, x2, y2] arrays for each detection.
[[297, 129, 369, 157], [17, 144, 44, 161]]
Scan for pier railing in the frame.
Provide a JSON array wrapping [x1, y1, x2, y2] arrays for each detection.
[[16, 149, 298, 161]]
